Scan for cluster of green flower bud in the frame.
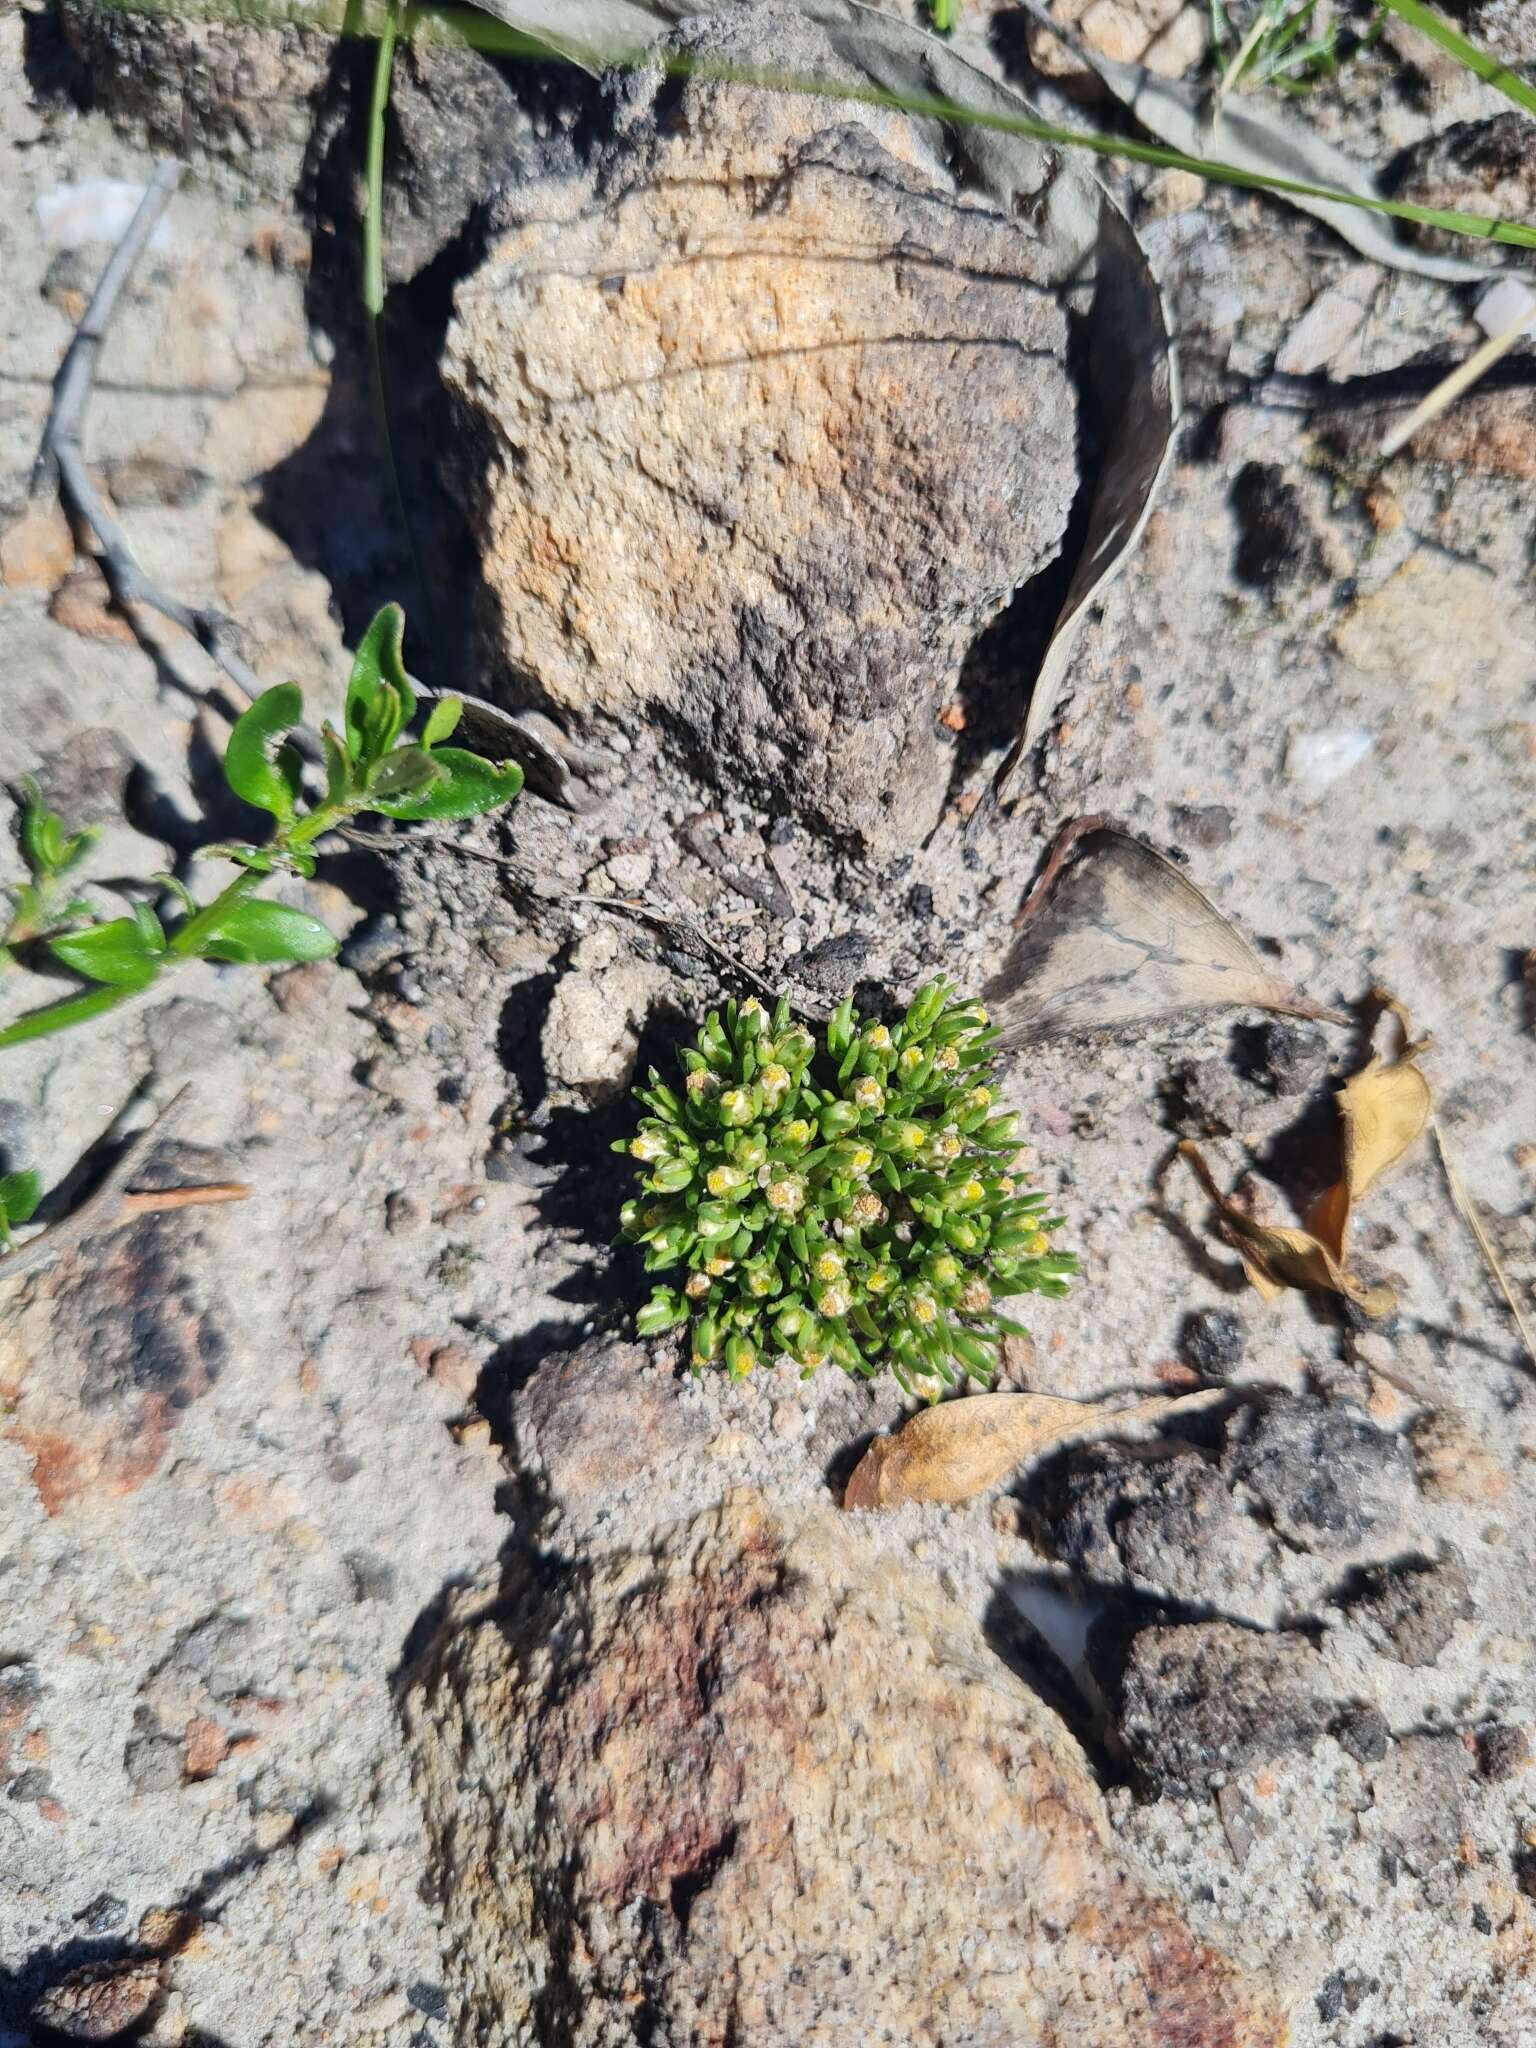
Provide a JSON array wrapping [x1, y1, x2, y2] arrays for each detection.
[[616, 979, 1076, 1397]]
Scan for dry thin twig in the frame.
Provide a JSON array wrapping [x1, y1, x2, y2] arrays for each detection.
[[0, 1086, 244, 1284], [1380, 295, 1536, 459], [33, 163, 266, 711], [1432, 1116, 1536, 1371], [32, 164, 587, 805], [118, 1182, 251, 1215]]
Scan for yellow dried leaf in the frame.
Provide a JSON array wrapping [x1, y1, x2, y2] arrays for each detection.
[[842, 1387, 1224, 1510], [1182, 997, 1430, 1318]]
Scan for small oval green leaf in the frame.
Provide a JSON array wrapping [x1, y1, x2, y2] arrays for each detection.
[[225, 682, 304, 822], [48, 918, 161, 988], [194, 898, 337, 966], [366, 749, 523, 823]]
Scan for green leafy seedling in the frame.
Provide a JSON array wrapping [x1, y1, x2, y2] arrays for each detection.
[[2, 779, 98, 965], [0, 603, 524, 1048], [0, 1168, 41, 1253], [617, 980, 1077, 1398]]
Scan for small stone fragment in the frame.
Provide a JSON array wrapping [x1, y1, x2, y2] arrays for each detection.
[[1332, 1703, 1391, 1764], [1286, 728, 1374, 794], [1338, 1554, 1471, 1668], [181, 1714, 229, 1782], [1223, 1395, 1415, 1555], [1411, 1409, 1510, 1504], [385, 1189, 428, 1236], [1170, 802, 1234, 849], [1477, 1723, 1530, 1782], [49, 563, 136, 643], [1029, 1443, 1268, 1608], [540, 960, 662, 1103], [1179, 1307, 1245, 1378], [1249, 1019, 1330, 1098], [1175, 1056, 1263, 1138], [1366, 1732, 1476, 1873], [31, 1957, 163, 2041], [1111, 1619, 1335, 1798]]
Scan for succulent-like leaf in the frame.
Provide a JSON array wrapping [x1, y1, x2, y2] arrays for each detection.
[[49, 918, 162, 988], [365, 749, 523, 823], [224, 682, 304, 823], [193, 898, 337, 965]]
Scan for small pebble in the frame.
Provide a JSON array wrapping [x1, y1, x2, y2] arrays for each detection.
[[1286, 729, 1374, 794], [1178, 1308, 1245, 1379]]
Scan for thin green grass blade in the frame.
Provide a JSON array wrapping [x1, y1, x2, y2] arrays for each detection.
[[1378, 0, 1536, 119], [86, 0, 1536, 254]]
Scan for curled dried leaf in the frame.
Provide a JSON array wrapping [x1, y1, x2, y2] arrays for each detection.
[[1179, 1141, 1396, 1316], [1181, 997, 1431, 1318], [987, 824, 1344, 1046], [843, 1386, 1224, 1509]]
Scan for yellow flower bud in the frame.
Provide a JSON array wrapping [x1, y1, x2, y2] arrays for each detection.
[[813, 1250, 844, 1283], [852, 1077, 885, 1112], [910, 1293, 938, 1326], [630, 1131, 667, 1162]]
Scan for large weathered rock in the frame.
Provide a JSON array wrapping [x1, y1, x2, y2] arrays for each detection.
[[404, 1490, 1288, 2047], [445, 4, 1078, 847]]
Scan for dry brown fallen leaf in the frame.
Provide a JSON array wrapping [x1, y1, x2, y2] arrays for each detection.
[[843, 1386, 1224, 1509], [986, 821, 1345, 1046], [1181, 996, 1431, 1319]]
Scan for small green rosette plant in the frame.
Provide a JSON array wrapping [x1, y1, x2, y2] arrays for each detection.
[[617, 980, 1077, 1396]]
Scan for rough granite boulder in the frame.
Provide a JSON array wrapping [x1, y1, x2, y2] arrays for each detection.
[[403, 1490, 1289, 2048], [443, 4, 1079, 847]]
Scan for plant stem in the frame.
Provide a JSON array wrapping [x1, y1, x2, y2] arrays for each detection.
[[0, 983, 139, 1050]]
